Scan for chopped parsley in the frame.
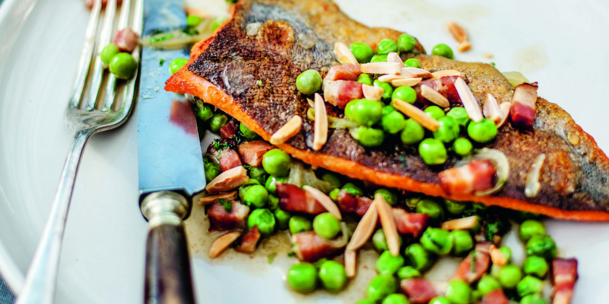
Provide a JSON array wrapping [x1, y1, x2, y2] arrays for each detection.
[[212, 139, 233, 150], [182, 28, 199, 36], [159, 58, 165, 66], [267, 252, 277, 264], [218, 199, 232, 213], [150, 33, 174, 44], [287, 251, 296, 257]]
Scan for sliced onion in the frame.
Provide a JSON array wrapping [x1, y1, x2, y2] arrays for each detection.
[[457, 148, 510, 196], [502, 71, 529, 87], [287, 161, 334, 193], [525, 154, 545, 198], [141, 17, 216, 49], [326, 222, 350, 248], [306, 108, 360, 129]]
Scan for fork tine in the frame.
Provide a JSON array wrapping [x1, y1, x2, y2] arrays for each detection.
[[68, 0, 101, 109], [118, 0, 144, 114], [101, 0, 133, 112], [85, 0, 118, 111]]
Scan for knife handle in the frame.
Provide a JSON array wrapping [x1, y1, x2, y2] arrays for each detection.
[[141, 192, 195, 304]]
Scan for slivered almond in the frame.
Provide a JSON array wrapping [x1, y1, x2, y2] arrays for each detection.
[[306, 98, 315, 108], [401, 67, 432, 79], [347, 204, 378, 250], [303, 185, 342, 220], [361, 62, 401, 74], [270, 115, 302, 145], [392, 99, 440, 131], [378, 74, 405, 83], [497, 102, 512, 128], [483, 52, 493, 59], [483, 94, 503, 123], [206, 166, 249, 194], [345, 249, 357, 278], [334, 42, 358, 64], [362, 84, 384, 101], [313, 93, 327, 151], [458, 41, 471, 52], [454, 77, 483, 122], [208, 231, 241, 258], [421, 85, 450, 108], [441, 215, 479, 230], [374, 193, 399, 257], [489, 245, 508, 267], [200, 191, 238, 205], [387, 52, 403, 65], [446, 22, 467, 43], [391, 78, 422, 87], [431, 70, 463, 79]]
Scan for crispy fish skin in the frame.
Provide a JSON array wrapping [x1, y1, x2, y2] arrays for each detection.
[[166, 0, 609, 221]]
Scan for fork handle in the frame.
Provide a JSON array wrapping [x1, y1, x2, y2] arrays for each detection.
[[16, 129, 93, 304], [141, 192, 195, 304]]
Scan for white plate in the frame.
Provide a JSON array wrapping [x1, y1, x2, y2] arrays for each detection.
[[1, 0, 609, 303]]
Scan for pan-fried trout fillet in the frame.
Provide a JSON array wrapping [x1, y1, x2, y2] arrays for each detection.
[[166, 0, 609, 221]]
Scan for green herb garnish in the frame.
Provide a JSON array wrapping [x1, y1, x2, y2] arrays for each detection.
[[150, 33, 174, 44], [159, 58, 165, 66], [267, 252, 277, 264], [218, 199, 232, 213]]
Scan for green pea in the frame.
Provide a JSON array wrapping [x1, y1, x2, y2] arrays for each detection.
[[420, 227, 453, 255], [353, 127, 385, 147], [248, 167, 267, 184], [375, 188, 397, 206], [416, 199, 444, 222], [329, 188, 340, 201], [404, 196, 422, 211], [289, 215, 312, 234], [372, 229, 403, 253], [424, 106, 446, 120], [240, 179, 261, 200], [313, 213, 341, 239], [382, 105, 395, 115], [431, 43, 454, 59], [211, 16, 228, 31], [355, 299, 376, 304], [167, 58, 187, 75], [477, 274, 501, 295], [209, 113, 228, 132], [404, 58, 421, 68], [519, 220, 546, 242], [357, 74, 374, 86], [404, 243, 435, 272], [446, 107, 470, 128], [370, 54, 388, 63], [499, 246, 512, 262], [110, 53, 138, 79], [467, 118, 498, 143], [350, 42, 375, 63], [321, 172, 342, 189], [377, 251, 405, 275], [382, 110, 406, 135], [451, 230, 474, 256], [525, 235, 557, 259], [499, 264, 522, 289], [382, 294, 409, 304], [345, 99, 383, 127], [392, 86, 417, 104], [520, 293, 548, 304], [265, 175, 286, 194], [446, 279, 471, 304], [274, 208, 291, 229], [517, 276, 544, 298], [366, 274, 398, 302], [195, 103, 214, 122], [318, 260, 348, 292], [247, 209, 276, 237], [429, 297, 451, 304], [243, 185, 269, 208], [397, 34, 417, 53], [523, 256, 549, 279], [203, 158, 221, 182], [433, 116, 460, 143], [419, 138, 448, 165], [342, 182, 364, 197], [287, 263, 317, 293], [239, 122, 258, 139], [377, 39, 398, 55], [374, 80, 394, 102], [453, 138, 473, 157], [100, 43, 120, 66], [444, 199, 467, 215], [397, 266, 421, 280], [296, 70, 322, 95], [268, 194, 279, 210], [186, 15, 203, 28], [471, 291, 482, 303], [262, 149, 292, 177], [490, 264, 502, 279], [401, 119, 425, 145]]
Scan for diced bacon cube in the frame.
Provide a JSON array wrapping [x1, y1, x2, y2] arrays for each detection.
[[438, 160, 496, 195], [237, 140, 273, 167], [113, 28, 139, 53], [510, 82, 538, 128], [235, 226, 261, 253], [218, 149, 242, 172], [292, 231, 343, 262], [481, 289, 509, 304], [336, 190, 372, 216], [420, 76, 461, 104], [452, 249, 490, 283], [392, 208, 430, 238], [323, 80, 363, 109], [219, 120, 238, 138], [276, 183, 326, 214], [323, 64, 362, 82], [400, 278, 438, 304], [208, 200, 250, 231], [552, 258, 578, 304]]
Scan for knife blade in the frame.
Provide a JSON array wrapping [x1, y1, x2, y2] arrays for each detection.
[[137, 0, 205, 303]]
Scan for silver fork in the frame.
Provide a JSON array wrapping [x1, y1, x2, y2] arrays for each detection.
[[16, 0, 143, 303]]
